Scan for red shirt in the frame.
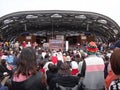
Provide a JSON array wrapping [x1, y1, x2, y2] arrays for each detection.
[[51, 56, 58, 65], [71, 69, 79, 75]]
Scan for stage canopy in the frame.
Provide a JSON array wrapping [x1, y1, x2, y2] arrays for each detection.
[[0, 10, 120, 42]]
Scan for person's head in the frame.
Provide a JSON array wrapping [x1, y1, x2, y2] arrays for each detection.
[[37, 60, 45, 70], [48, 63, 58, 73], [0, 59, 6, 67], [86, 41, 98, 55], [16, 47, 37, 77], [58, 62, 71, 75], [110, 48, 120, 75]]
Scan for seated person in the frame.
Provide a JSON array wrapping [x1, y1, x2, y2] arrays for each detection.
[[11, 47, 47, 90], [49, 63, 79, 90], [46, 63, 58, 86], [0, 59, 13, 90]]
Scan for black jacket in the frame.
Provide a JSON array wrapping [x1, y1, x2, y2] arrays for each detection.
[[49, 74, 79, 90], [12, 72, 47, 90]]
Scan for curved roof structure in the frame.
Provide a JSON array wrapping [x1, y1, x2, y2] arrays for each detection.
[[0, 10, 120, 42]]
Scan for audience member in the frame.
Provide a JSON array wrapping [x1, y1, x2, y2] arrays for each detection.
[[0, 59, 12, 90], [109, 48, 120, 90], [0, 75, 9, 90], [70, 57, 79, 75], [11, 47, 47, 90], [46, 63, 58, 86], [49, 63, 79, 90], [80, 41, 105, 90]]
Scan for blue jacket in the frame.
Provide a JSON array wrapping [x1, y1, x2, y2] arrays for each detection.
[[0, 84, 8, 90]]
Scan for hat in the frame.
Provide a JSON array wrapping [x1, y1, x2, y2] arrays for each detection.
[[86, 41, 98, 53], [110, 40, 120, 49]]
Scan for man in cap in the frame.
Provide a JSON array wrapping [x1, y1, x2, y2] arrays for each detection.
[[80, 41, 105, 90]]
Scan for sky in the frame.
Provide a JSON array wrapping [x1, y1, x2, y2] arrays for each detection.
[[0, 0, 120, 26]]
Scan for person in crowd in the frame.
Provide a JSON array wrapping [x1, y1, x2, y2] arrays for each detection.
[[62, 53, 67, 62], [0, 74, 9, 90], [26, 42, 31, 47], [41, 50, 46, 59], [37, 60, 46, 74], [43, 51, 50, 63], [11, 47, 47, 90], [51, 52, 58, 65], [3, 42, 9, 51], [104, 55, 110, 79], [57, 50, 64, 63], [0, 49, 4, 59], [6, 50, 14, 66], [109, 39, 120, 49], [65, 52, 71, 65], [46, 63, 58, 86], [56, 59, 63, 70], [32, 42, 38, 49], [70, 57, 79, 75], [0, 59, 13, 90], [105, 40, 120, 90], [43, 57, 53, 72], [57, 62, 72, 76], [0, 59, 13, 78], [80, 41, 105, 90], [106, 70, 116, 90], [75, 52, 81, 64], [49, 62, 79, 90], [109, 48, 120, 90], [37, 60, 47, 88], [1, 51, 7, 61], [78, 51, 86, 75], [13, 41, 19, 51], [21, 41, 26, 48]]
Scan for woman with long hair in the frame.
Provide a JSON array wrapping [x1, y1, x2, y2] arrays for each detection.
[[12, 47, 46, 90]]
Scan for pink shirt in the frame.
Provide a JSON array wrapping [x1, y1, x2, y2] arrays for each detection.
[[13, 73, 31, 82]]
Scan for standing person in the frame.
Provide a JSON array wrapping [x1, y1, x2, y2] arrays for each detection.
[[21, 41, 26, 48], [6, 51, 14, 66], [80, 41, 105, 90], [13, 41, 19, 51], [70, 57, 79, 76], [11, 47, 47, 90], [109, 48, 120, 90], [51, 53, 58, 65], [49, 63, 79, 90]]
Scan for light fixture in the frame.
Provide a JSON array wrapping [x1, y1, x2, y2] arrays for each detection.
[[97, 19, 107, 24], [113, 29, 118, 34], [4, 19, 13, 24], [75, 15, 87, 19], [51, 14, 62, 18], [26, 15, 38, 19]]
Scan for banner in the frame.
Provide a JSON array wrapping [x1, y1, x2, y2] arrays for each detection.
[[49, 39, 64, 51]]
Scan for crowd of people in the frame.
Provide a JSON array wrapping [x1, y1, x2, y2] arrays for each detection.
[[0, 40, 120, 90]]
